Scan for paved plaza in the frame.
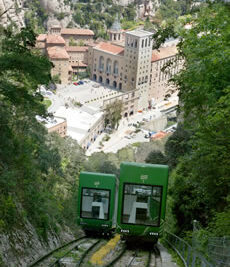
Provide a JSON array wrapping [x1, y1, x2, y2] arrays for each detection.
[[45, 79, 178, 154], [48, 80, 123, 113]]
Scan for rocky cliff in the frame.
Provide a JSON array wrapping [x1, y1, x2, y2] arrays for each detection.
[[0, 0, 25, 28], [0, 217, 77, 267]]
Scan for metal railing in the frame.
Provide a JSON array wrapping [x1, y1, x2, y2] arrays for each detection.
[[208, 236, 230, 267], [164, 231, 214, 267]]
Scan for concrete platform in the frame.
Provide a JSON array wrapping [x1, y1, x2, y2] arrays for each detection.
[[158, 242, 179, 267]]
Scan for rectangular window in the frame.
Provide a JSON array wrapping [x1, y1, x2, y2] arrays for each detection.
[[121, 183, 162, 226], [80, 188, 110, 220]]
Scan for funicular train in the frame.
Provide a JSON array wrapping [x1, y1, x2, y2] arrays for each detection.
[[77, 162, 168, 243]]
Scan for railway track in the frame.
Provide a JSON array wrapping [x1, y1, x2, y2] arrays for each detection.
[[29, 236, 164, 267], [108, 244, 162, 267], [28, 236, 87, 267]]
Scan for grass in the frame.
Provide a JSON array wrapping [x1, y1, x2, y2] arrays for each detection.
[[43, 98, 52, 109], [132, 142, 141, 147]]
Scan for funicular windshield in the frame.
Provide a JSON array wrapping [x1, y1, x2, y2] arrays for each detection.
[[122, 184, 162, 226], [81, 188, 110, 220]]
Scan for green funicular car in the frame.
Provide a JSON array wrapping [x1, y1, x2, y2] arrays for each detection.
[[117, 162, 169, 243], [77, 171, 118, 236]]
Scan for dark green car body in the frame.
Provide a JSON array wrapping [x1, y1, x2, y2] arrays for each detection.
[[116, 162, 169, 243], [77, 172, 117, 235]]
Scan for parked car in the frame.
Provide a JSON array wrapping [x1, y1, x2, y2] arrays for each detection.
[[73, 82, 79, 86], [78, 81, 84, 85]]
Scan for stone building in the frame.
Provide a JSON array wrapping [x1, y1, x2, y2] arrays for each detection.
[[55, 106, 104, 150], [36, 28, 92, 83], [149, 46, 179, 104], [49, 25, 94, 45], [89, 29, 153, 111], [46, 116, 67, 137], [47, 46, 71, 84], [66, 46, 88, 75], [103, 89, 139, 118]]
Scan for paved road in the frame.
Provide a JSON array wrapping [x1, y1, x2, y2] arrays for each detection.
[[86, 108, 162, 155]]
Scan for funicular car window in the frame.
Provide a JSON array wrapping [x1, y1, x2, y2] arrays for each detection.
[[81, 188, 110, 220], [121, 183, 162, 226]]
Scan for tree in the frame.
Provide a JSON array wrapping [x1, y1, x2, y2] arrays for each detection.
[[165, 123, 192, 169], [145, 151, 167, 165], [159, 2, 230, 234], [104, 99, 123, 130]]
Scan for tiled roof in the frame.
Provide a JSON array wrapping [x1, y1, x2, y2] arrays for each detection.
[[71, 61, 88, 67], [66, 46, 88, 52], [95, 42, 124, 55], [47, 46, 69, 59], [37, 34, 47, 42], [46, 34, 66, 44], [151, 53, 160, 62], [151, 46, 178, 62], [61, 28, 94, 36]]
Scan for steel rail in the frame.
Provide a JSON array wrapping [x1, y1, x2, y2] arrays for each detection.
[[76, 239, 101, 267], [154, 245, 162, 267], [28, 236, 86, 267], [145, 250, 152, 267], [49, 238, 89, 267], [104, 245, 127, 267]]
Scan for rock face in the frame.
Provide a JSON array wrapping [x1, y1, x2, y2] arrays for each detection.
[[0, 219, 76, 267], [40, 0, 71, 14], [38, 0, 73, 29], [0, 0, 25, 28], [0, 0, 73, 30]]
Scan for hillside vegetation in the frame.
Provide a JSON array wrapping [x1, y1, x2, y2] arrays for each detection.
[[146, 1, 230, 251], [0, 0, 230, 265]]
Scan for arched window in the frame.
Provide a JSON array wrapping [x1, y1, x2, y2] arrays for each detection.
[[119, 83, 122, 90], [113, 61, 119, 75], [99, 76, 103, 83], [135, 39, 137, 48], [106, 58, 112, 74], [113, 81, 117, 88], [148, 37, 151, 46], [99, 56, 104, 71], [142, 39, 144, 48], [145, 38, 147, 47], [106, 78, 110, 85], [93, 74, 97, 81]]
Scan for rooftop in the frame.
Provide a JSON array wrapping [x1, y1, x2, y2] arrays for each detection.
[[47, 46, 69, 59], [36, 34, 47, 42], [66, 46, 88, 52], [37, 116, 66, 129], [110, 13, 122, 32], [151, 46, 178, 62], [95, 42, 124, 55], [126, 29, 153, 37], [55, 106, 103, 144], [46, 34, 66, 44], [71, 61, 88, 67], [61, 28, 94, 36]]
